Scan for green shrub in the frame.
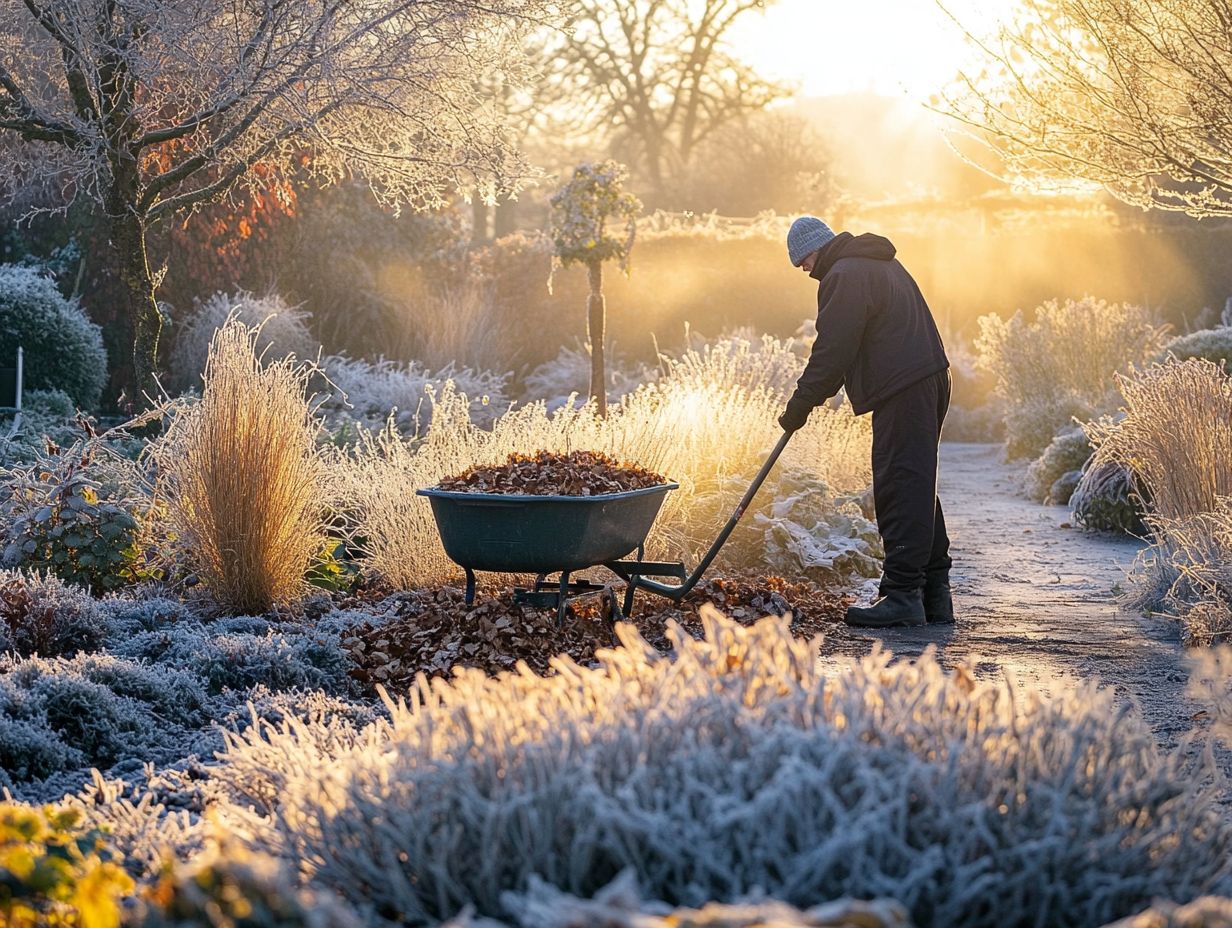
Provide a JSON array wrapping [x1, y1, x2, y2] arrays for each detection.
[[975, 297, 1169, 459], [1158, 326, 1232, 368], [1025, 427, 1093, 503], [0, 801, 134, 928], [0, 265, 107, 409]]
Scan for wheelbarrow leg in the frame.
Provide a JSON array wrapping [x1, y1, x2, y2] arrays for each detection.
[[622, 577, 638, 616], [464, 567, 477, 605], [621, 543, 644, 616], [557, 571, 570, 627]]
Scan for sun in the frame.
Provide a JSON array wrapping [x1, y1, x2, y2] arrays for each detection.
[[729, 0, 1013, 102]]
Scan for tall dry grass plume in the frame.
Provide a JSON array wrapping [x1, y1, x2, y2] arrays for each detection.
[[1087, 358, 1232, 643], [1090, 359, 1232, 522], [156, 318, 327, 613]]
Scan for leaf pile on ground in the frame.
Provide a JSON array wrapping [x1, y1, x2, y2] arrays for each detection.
[[342, 573, 847, 689], [434, 450, 667, 495]]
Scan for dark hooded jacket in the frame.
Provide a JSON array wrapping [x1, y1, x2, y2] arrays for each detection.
[[791, 231, 948, 416]]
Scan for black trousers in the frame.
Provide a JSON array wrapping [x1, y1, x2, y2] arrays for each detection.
[[871, 368, 952, 593]]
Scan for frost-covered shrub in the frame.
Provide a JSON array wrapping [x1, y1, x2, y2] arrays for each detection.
[[0, 802, 134, 928], [0, 569, 105, 657], [1084, 361, 1232, 639], [1, 448, 146, 593], [520, 341, 648, 409], [321, 353, 508, 433], [191, 630, 356, 696], [221, 609, 1232, 928], [98, 596, 193, 645], [1025, 426, 1092, 504], [976, 297, 1168, 458], [692, 469, 882, 580], [663, 331, 807, 401], [0, 264, 107, 408], [0, 716, 84, 783], [1134, 502, 1232, 646], [168, 290, 320, 395], [0, 389, 82, 468], [1158, 326, 1232, 368], [1071, 459, 1147, 535], [107, 616, 356, 697], [0, 653, 207, 781]]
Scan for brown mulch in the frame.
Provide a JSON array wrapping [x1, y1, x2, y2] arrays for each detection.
[[434, 450, 667, 496], [342, 573, 850, 693]]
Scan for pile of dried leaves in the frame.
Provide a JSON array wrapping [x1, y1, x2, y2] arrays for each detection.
[[343, 573, 848, 692], [434, 450, 667, 496]]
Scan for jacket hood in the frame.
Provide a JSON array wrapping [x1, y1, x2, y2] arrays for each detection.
[[810, 232, 897, 281]]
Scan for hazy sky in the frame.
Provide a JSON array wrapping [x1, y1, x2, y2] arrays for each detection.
[[731, 0, 1007, 101]]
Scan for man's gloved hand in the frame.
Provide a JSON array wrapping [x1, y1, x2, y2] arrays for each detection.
[[778, 395, 814, 433]]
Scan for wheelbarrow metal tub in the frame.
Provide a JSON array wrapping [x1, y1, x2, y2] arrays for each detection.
[[416, 482, 680, 575]]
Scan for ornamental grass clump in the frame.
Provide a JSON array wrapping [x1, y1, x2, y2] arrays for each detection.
[[214, 608, 1232, 928], [155, 319, 327, 614], [1085, 358, 1232, 642]]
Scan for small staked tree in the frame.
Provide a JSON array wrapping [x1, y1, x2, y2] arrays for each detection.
[[550, 160, 641, 417], [0, 0, 553, 399]]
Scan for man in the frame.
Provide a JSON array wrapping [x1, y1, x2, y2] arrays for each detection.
[[779, 216, 953, 628]]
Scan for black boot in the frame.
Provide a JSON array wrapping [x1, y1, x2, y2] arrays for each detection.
[[845, 589, 926, 628], [923, 575, 954, 625]]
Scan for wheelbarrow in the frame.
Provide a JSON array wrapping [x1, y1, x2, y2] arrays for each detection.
[[417, 431, 793, 624]]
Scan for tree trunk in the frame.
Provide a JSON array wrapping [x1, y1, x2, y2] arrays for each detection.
[[587, 260, 607, 418], [109, 211, 162, 407]]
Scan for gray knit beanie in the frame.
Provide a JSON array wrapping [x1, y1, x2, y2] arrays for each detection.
[[787, 216, 835, 266]]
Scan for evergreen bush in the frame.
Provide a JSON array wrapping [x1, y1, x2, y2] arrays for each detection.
[[0, 265, 107, 409]]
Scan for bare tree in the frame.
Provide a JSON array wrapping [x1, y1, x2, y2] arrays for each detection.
[[555, 0, 787, 204], [0, 0, 554, 397], [939, 0, 1232, 217]]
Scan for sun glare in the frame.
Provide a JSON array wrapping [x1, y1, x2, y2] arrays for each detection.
[[730, 0, 1012, 102]]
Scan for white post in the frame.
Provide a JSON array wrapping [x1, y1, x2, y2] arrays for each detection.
[[14, 346, 21, 412]]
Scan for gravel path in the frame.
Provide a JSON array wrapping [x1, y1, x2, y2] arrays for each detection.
[[818, 442, 1201, 749]]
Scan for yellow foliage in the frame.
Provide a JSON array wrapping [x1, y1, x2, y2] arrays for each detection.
[[0, 803, 134, 928]]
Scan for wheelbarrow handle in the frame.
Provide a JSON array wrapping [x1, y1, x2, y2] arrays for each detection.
[[633, 428, 795, 601]]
